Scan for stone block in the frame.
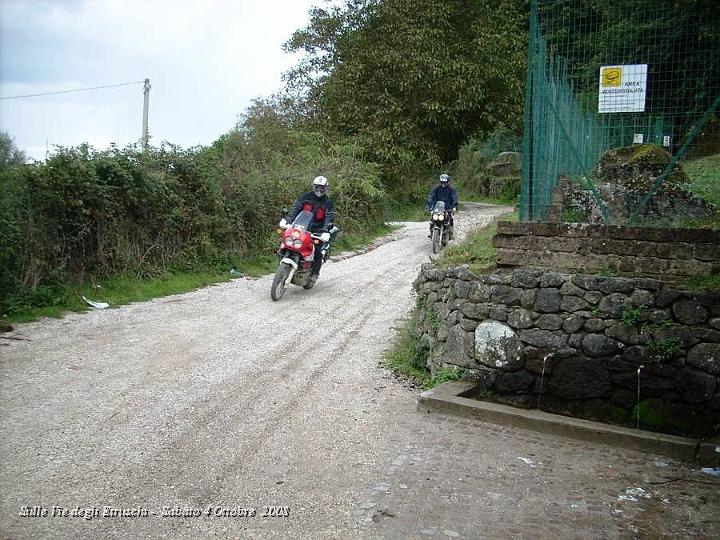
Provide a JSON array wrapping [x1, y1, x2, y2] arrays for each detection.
[[686, 343, 720, 375], [693, 243, 720, 262], [530, 222, 560, 236], [546, 237, 584, 253], [560, 280, 585, 297], [474, 321, 523, 370], [535, 288, 561, 313], [562, 315, 585, 334], [597, 278, 635, 294], [675, 228, 720, 244], [598, 293, 627, 318], [668, 259, 714, 277], [520, 289, 537, 309], [454, 280, 471, 299], [490, 305, 509, 321], [691, 327, 720, 343], [539, 272, 565, 288], [675, 368, 717, 404], [496, 221, 530, 235], [672, 298, 710, 325], [535, 314, 564, 331], [490, 285, 523, 306], [656, 243, 692, 259], [468, 283, 491, 302], [511, 269, 541, 289], [561, 295, 589, 312], [548, 357, 612, 399], [556, 223, 589, 238], [606, 324, 641, 346], [507, 308, 534, 329], [572, 275, 601, 291], [461, 302, 490, 320], [656, 290, 682, 308], [518, 329, 568, 349], [495, 248, 527, 267], [582, 334, 622, 357], [633, 278, 663, 291], [494, 370, 536, 393]]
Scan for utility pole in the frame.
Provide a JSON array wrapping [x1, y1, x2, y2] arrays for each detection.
[[142, 78, 151, 149]]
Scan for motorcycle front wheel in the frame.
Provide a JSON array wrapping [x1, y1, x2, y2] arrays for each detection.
[[432, 228, 441, 254], [270, 264, 290, 301]]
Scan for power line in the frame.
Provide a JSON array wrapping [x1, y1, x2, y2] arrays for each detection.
[[0, 80, 146, 101]]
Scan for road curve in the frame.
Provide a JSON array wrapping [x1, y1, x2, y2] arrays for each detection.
[[0, 205, 506, 538]]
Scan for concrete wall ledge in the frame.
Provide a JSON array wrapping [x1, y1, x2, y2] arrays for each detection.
[[419, 381, 719, 465]]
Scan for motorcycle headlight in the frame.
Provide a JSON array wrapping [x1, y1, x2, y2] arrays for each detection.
[[293, 239, 303, 248], [285, 238, 294, 246], [438, 214, 445, 221]]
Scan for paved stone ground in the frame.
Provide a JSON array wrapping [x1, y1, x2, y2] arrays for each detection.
[[348, 386, 720, 538]]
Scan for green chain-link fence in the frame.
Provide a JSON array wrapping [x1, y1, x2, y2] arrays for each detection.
[[520, 0, 720, 227]]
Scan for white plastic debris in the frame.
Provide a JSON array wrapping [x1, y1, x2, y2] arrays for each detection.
[[701, 467, 720, 476], [654, 460, 670, 468], [82, 296, 109, 309], [517, 457, 535, 467], [618, 487, 652, 502]]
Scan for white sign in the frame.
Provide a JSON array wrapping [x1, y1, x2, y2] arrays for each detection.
[[663, 135, 671, 147], [598, 64, 647, 113], [633, 133, 644, 144]]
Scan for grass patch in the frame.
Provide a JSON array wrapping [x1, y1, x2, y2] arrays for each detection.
[[684, 153, 720, 206], [2, 224, 397, 325], [386, 200, 428, 221], [382, 309, 464, 389], [435, 211, 517, 273], [685, 271, 720, 293], [2, 270, 234, 324], [383, 311, 432, 387]]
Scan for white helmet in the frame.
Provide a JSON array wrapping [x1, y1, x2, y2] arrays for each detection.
[[313, 175, 328, 196], [439, 173, 450, 184]]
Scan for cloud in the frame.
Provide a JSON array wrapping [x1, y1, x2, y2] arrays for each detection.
[[0, 0, 324, 159]]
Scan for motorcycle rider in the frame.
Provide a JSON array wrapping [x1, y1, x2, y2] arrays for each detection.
[[284, 175, 335, 285], [427, 173, 458, 237]]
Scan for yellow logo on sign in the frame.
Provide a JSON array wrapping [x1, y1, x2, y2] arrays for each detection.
[[602, 67, 622, 87]]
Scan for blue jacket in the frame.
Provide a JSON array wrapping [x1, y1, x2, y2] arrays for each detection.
[[428, 184, 458, 211]]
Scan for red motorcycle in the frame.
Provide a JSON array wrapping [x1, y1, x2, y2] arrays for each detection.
[[270, 209, 338, 301]]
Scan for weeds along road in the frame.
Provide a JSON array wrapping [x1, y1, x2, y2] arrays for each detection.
[[0, 204, 508, 538]]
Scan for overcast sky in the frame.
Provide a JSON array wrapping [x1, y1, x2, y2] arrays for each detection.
[[0, 0, 326, 160]]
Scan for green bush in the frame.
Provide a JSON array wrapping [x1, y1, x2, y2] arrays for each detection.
[[0, 112, 387, 316]]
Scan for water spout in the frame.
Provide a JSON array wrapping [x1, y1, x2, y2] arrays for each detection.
[[636, 365, 645, 429], [537, 353, 553, 409]]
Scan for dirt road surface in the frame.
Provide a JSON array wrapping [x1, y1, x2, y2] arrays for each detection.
[[1, 204, 718, 539]]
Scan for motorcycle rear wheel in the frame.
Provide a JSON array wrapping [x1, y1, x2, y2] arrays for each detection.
[[432, 229, 440, 254], [270, 264, 290, 301]]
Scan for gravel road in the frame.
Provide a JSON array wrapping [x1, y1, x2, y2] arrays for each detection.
[[2, 202, 717, 539]]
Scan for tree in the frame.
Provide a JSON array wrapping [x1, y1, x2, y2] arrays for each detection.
[[284, 0, 528, 189], [0, 131, 27, 169]]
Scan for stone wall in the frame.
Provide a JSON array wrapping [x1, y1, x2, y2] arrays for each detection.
[[414, 264, 720, 437], [493, 222, 720, 283]]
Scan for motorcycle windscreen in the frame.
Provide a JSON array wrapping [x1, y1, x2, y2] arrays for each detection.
[[291, 210, 314, 230], [432, 201, 446, 213]]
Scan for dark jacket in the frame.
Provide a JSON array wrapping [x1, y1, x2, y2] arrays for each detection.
[[428, 184, 458, 211], [286, 191, 335, 232]]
